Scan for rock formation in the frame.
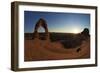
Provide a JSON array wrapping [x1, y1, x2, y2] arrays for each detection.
[[81, 28, 89, 36], [81, 28, 90, 40], [33, 18, 49, 40]]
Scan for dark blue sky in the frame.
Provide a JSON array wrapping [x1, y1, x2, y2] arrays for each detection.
[[24, 11, 90, 33]]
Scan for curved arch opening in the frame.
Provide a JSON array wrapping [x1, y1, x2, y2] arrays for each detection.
[[33, 18, 49, 40], [37, 26, 45, 33]]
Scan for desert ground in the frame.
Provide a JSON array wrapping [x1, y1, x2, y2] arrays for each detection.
[[24, 33, 90, 61]]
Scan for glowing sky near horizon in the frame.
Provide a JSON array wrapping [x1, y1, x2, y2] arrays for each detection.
[[24, 11, 90, 33]]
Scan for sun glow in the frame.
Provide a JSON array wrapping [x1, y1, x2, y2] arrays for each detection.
[[72, 29, 80, 34]]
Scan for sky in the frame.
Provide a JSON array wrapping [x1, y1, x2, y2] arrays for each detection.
[[24, 11, 90, 33]]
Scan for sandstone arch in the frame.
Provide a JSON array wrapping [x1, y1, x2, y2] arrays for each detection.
[[33, 18, 49, 40]]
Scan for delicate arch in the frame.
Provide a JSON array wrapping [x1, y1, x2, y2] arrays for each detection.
[[33, 18, 49, 40]]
